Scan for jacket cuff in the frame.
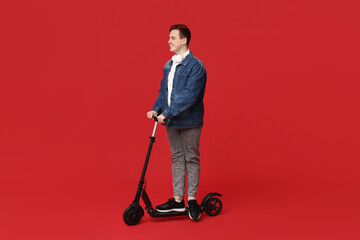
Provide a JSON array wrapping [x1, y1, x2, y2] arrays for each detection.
[[152, 107, 161, 115], [161, 109, 172, 119]]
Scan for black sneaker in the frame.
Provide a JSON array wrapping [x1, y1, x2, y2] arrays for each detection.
[[188, 199, 201, 220], [156, 198, 186, 213]]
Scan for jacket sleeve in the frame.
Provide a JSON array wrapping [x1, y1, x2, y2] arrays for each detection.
[[161, 62, 206, 118], [152, 65, 168, 114], [152, 82, 164, 114]]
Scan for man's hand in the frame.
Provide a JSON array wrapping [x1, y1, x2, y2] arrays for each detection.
[[157, 114, 166, 124], [147, 110, 157, 119]]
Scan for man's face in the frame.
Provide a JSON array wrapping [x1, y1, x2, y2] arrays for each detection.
[[168, 29, 187, 54]]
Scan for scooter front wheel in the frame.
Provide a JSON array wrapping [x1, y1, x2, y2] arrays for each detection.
[[204, 197, 222, 216], [123, 204, 144, 226]]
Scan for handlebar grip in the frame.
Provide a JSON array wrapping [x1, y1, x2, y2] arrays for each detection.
[[152, 114, 166, 123], [152, 115, 158, 122]]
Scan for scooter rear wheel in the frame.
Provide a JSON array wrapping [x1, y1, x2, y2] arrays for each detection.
[[204, 197, 222, 216], [123, 204, 144, 226]]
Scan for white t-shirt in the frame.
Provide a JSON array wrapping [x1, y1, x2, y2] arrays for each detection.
[[167, 50, 190, 106]]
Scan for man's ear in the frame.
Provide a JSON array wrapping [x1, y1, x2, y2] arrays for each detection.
[[182, 37, 187, 46]]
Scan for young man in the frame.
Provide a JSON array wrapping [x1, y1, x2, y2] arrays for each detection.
[[146, 24, 207, 220]]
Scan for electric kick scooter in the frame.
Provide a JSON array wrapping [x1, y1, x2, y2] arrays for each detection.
[[123, 115, 223, 226]]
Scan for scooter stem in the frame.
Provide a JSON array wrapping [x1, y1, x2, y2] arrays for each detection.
[[152, 121, 158, 137], [133, 120, 158, 203]]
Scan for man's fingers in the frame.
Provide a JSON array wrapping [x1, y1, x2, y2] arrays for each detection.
[[157, 115, 165, 123], [147, 111, 156, 119]]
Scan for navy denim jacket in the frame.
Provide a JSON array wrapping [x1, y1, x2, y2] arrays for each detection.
[[152, 51, 207, 128]]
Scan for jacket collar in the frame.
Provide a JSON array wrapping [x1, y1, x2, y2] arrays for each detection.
[[180, 50, 193, 66]]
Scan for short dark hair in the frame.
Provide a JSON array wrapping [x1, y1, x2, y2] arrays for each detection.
[[170, 24, 191, 47]]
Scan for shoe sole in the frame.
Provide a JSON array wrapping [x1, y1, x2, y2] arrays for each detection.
[[188, 212, 201, 220], [156, 208, 186, 213]]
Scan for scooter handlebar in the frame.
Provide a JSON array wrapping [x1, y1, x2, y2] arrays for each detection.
[[152, 114, 166, 123], [152, 115, 158, 122]]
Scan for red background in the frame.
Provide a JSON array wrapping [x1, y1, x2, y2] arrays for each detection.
[[1, 0, 359, 239]]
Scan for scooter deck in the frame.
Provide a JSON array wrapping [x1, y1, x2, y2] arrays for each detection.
[[145, 207, 189, 218]]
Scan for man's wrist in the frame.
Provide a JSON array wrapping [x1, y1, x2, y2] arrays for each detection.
[[161, 110, 171, 119]]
